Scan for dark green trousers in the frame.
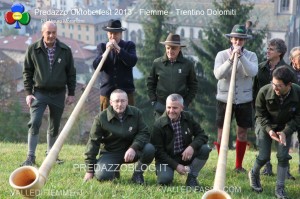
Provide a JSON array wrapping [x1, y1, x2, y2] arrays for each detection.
[[94, 143, 155, 181], [256, 127, 292, 167], [156, 144, 211, 185], [28, 90, 65, 136]]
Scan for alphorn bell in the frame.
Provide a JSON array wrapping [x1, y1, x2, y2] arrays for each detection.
[[9, 47, 111, 198], [202, 53, 239, 199]]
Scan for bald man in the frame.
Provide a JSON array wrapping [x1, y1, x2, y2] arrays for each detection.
[[21, 21, 76, 166]]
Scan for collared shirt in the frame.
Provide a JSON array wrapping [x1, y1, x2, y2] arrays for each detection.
[[171, 115, 184, 154], [279, 88, 291, 105], [169, 59, 176, 64], [44, 41, 56, 72]]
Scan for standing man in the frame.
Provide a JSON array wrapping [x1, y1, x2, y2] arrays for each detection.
[[151, 94, 210, 188], [214, 24, 258, 173], [21, 21, 76, 166], [249, 66, 300, 199], [84, 89, 155, 184], [147, 33, 198, 119], [93, 19, 138, 111], [253, 38, 295, 178], [253, 38, 290, 103], [289, 46, 300, 174]]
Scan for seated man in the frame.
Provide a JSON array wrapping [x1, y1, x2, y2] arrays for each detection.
[[84, 89, 155, 184], [151, 93, 211, 188]]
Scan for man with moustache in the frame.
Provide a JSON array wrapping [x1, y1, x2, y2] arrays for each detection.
[[147, 33, 198, 119], [93, 19, 137, 111]]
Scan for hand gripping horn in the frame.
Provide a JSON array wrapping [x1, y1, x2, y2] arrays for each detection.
[[202, 53, 239, 199], [9, 47, 111, 198]]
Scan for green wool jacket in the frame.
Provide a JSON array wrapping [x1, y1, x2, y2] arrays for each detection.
[[255, 83, 300, 137], [151, 111, 208, 170], [85, 105, 149, 172], [147, 52, 198, 106], [23, 38, 76, 95]]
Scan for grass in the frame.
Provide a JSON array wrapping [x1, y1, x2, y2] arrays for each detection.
[[1, 142, 299, 199]]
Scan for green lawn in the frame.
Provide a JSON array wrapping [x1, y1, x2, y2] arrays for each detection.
[[1, 142, 299, 199]]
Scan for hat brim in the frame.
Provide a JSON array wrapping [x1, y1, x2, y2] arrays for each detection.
[[225, 33, 252, 39], [160, 41, 186, 47], [102, 27, 127, 32]]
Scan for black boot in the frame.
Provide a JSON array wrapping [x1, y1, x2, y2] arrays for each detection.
[[261, 161, 273, 176], [20, 155, 36, 166], [185, 174, 200, 190], [131, 171, 144, 184], [248, 169, 263, 193], [275, 185, 288, 199], [286, 165, 295, 180]]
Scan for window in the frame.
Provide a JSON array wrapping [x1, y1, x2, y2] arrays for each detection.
[[198, 30, 203, 40], [180, 29, 185, 38], [78, 34, 81, 40], [280, 0, 290, 12], [86, 26, 89, 31], [86, 35, 89, 41], [78, 25, 81, 30], [137, 29, 142, 44], [130, 31, 136, 43], [70, 33, 73, 39], [190, 28, 194, 39]]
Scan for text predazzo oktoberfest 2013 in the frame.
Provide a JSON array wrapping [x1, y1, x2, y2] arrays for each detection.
[[34, 8, 237, 16]]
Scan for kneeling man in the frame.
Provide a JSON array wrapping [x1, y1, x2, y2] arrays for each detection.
[[151, 93, 211, 188], [84, 89, 155, 184]]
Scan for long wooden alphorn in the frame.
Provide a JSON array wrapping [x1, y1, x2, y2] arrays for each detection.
[[9, 47, 111, 198], [202, 53, 239, 199]]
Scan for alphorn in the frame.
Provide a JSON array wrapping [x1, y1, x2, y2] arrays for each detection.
[[202, 53, 239, 199], [9, 47, 111, 198]]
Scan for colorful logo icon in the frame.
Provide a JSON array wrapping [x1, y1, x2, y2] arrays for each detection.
[[4, 3, 31, 29]]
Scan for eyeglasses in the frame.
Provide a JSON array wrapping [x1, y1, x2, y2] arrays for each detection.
[[271, 81, 284, 88], [111, 99, 127, 103]]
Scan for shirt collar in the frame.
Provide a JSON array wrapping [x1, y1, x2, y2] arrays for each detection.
[[43, 40, 56, 49]]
